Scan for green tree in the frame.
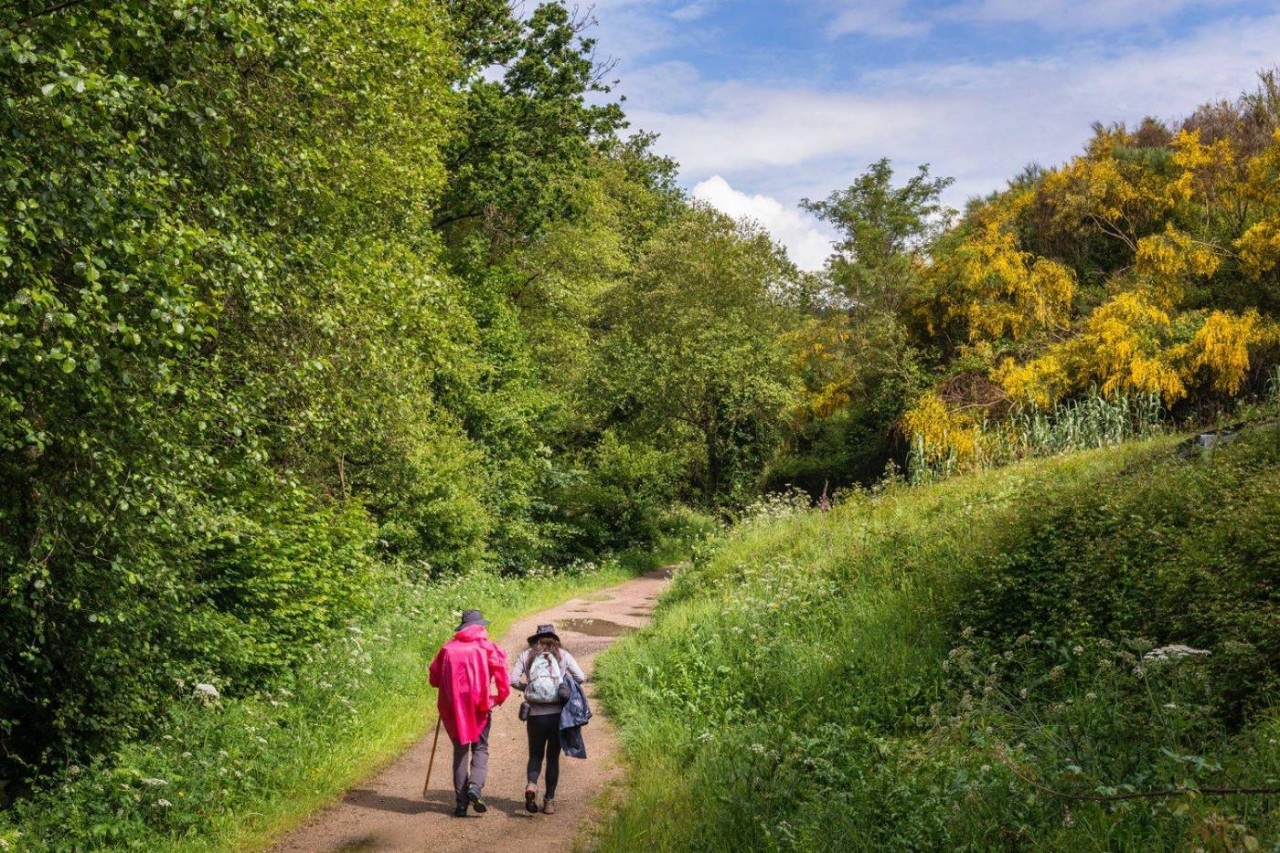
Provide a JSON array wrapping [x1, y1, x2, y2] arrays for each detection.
[[593, 205, 800, 504], [802, 158, 954, 314]]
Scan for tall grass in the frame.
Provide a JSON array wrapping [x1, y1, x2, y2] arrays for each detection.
[[908, 392, 1164, 484], [595, 427, 1280, 850], [0, 559, 637, 852]]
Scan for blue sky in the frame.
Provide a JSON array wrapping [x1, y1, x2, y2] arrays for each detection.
[[584, 0, 1280, 268]]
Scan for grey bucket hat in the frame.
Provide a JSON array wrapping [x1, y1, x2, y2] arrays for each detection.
[[456, 609, 490, 631], [527, 623, 560, 645]]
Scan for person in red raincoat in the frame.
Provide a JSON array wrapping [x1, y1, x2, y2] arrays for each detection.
[[428, 609, 510, 817]]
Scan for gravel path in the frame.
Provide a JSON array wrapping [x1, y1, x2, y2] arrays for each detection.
[[273, 567, 672, 853]]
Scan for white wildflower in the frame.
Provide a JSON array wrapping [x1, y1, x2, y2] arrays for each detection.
[[140, 778, 167, 787], [1143, 645, 1211, 662], [749, 743, 766, 754], [1072, 645, 1084, 655], [155, 798, 172, 808], [697, 732, 713, 743], [1084, 692, 1097, 702], [194, 683, 219, 699], [980, 765, 991, 774]]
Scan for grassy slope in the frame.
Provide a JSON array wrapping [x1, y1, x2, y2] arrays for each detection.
[[0, 556, 665, 852], [595, 431, 1280, 851]]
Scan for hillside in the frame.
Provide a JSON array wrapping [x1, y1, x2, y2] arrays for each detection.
[[596, 428, 1280, 849]]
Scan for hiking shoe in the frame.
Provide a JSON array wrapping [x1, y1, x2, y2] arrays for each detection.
[[541, 796, 555, 815], [452, 805, 468, 818], [466, 785, 487, 814], [525, 787, 539, 813]]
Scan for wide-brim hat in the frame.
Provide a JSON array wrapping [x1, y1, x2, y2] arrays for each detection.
[[457, 609, 489, 631], [527, 623, 560, 645]]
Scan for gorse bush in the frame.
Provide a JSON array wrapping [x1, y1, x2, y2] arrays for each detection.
[[595, 427, 1280, 850]]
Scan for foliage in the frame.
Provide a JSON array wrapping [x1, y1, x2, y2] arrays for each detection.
[[596, 429, 1280, 850], [888, 77, 1280, 477], [591, 205, 801, 505], [0, 0, 683, 788]]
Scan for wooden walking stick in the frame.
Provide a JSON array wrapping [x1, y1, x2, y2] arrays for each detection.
[[423, 717, 443, 797]]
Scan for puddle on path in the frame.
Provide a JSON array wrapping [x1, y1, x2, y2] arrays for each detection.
[[557, 618, 635, 637], [581, 592, 615, 602]]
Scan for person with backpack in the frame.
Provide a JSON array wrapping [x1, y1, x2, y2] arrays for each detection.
[[428, 609, 510, 818], [510, 623, 585, 815]]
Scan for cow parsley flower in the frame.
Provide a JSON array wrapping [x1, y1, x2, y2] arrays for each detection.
[[194, 683, 219, 699]]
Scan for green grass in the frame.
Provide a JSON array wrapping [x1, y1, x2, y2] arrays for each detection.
[[595, 429, 1280, 850], [0, 557, 647, 852]]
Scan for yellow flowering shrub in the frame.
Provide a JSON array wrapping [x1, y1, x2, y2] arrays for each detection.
[[1180, 309, 1276, 394], [927, 190, 1076, 343], [996, 352, 1071, 409], [783, 317, 856, 420], [1134, 224, 1221, 309], [901, 391, 981, 470], [996, 291, 1185, 407], [1237, 218, 1280, 279], [1170, 129, 1240, 208]]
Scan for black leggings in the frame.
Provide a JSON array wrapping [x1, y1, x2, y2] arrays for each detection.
[[525, 713, 562, 798]]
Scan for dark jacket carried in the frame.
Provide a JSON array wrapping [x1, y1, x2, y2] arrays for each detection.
[[559, 674, 592, 758]]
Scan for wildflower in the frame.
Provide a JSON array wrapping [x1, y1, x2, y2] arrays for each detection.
[[750, 743, 766, 754], [1084, 692, 1097, 702], [68, 765, 82, 776], [140, 778, 167, 787], [1062, 806, 1074, 828], [1072, 645, 1084, 655], [1018, 688, 1028, 699], [980, 764, 991, 774], [194, 683, 219, 700], [1143, 645, 1211, 662], [156, 799, 172, 808]]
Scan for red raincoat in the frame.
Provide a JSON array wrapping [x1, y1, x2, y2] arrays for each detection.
[[428, 624, 510, 745]]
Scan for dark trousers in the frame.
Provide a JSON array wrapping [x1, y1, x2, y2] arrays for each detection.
[[452, 714, 491, 808], [525, 713, 562, 798]]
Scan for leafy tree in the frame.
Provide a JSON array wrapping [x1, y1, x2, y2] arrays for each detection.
[[802, 158, 954, 315], [593, 205, 800, 504]]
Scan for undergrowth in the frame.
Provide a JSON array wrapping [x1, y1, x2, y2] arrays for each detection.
[[596, 427, 1280, 850]]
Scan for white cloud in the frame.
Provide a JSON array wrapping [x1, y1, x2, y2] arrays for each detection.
[[693, 176, 836, 270], [949, 0, 1252, 30], [631, 85, 933, 175], [672, 1, 720, 23], [818, 0, 1255, 38], [627, 12, 1280, 218], [830, 1, 931, 38]]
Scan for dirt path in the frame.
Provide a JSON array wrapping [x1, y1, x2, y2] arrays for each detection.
[[273, 567, 672, 853]]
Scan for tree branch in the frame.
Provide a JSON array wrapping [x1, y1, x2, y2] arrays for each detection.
[[19, 0, 88, 27]]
